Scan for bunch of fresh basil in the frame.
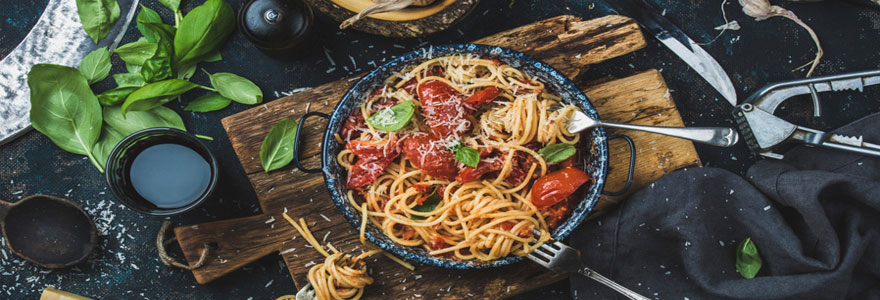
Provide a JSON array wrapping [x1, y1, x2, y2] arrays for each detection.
[[30, 0, 263, 172]]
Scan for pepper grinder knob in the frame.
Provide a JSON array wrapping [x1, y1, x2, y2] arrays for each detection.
[[238, 0, 314, 54]]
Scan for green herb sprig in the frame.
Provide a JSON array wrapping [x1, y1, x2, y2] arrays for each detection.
[[736, 237, 763, 279], [538, 143, 576, 163], [411, 187, 442, 220], [75, 0, 120, 43], [31, 0, 263, 173], [367, 101, 415, 131], [450, 142, 480, 168], [259, 118, 298, 173]]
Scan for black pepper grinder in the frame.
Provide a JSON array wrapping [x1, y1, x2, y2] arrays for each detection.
[[238, 0, 314, 56]]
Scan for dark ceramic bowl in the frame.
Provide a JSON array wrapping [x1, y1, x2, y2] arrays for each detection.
[[293, 44, 632, 269], [105, 127, 219, 216]]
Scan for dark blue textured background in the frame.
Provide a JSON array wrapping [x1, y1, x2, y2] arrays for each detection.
[[1, 0, 879, 299]]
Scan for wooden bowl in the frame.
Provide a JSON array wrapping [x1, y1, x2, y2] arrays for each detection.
[[304, 0, 480, 37]]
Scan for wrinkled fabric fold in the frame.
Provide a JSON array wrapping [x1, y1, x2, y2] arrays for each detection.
[[569, 113, 880, 300]]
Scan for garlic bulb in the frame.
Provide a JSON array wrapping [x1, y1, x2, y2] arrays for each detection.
[[738, 0, 823, 77]]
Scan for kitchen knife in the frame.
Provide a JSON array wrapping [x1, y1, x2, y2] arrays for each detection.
[[603, 0, 738, 106], [0, 0, 139, 145]]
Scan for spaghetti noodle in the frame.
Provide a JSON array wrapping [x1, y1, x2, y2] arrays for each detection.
[[335, 54, 592, 262], [283, 213, 380, 300]]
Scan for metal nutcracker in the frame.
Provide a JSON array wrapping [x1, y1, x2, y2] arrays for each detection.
[[733, 69, 880, 159]]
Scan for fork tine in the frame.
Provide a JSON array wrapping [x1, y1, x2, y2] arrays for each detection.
[[527, 252, 550, 265], [534, 245, 556, 257]]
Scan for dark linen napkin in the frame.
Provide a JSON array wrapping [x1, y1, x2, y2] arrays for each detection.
[[569, 113, 880, 300]]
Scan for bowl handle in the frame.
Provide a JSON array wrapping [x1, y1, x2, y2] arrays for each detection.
[[293, 112, 331, 173], [602, 135, 636, 196]]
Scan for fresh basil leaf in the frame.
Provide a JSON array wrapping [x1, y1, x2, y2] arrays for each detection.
[[203, 51, 222, 63], [203, 70, 263, 104], [126, 62, 143, 74], [259, 118, 297, 173], [452, 144, 480, 168], [103, 105, 185, 136], [27, 64, 104, 172], [736, 237, 762, 279], [79, 47, 111, 84], [114, 41, 158, 65], [173, 0, 235, 72], [97, 86, 139, 106], [367, 101, 414, 131], [121, 79, 200, 114], [177, 64, 198, 80], [141, 57, 172, 82], [136, 5, 163, 42], [113, 73, 146, 87], [75, 0, 121, 43], [158, 0, 180, 12], [411, 187, 442, 220], [92, 125, 125, 170], [137, 22, 175, 82], [141, 22, 176, 56], [184, 93, 232, 112], [538, 143, 576, 163]]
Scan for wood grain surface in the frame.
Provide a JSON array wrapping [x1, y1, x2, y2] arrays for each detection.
[[174, 15, 698, 299], [304, 0, 480, 38]]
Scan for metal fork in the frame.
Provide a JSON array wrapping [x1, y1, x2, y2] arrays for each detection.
[[295, 282, 315, 300], [550, 105, 739, 147], [528, 230, 651, 300]]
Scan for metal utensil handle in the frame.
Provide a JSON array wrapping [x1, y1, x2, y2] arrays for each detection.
[[819, 141, 880, 158], [598, 121, 739, 147], [578, 267, 651, 300]]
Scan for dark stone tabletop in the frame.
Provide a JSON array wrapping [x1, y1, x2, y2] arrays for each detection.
[[1, 0, 878, 299]]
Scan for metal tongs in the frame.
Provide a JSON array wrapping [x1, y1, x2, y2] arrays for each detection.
[[733, 69, 880, 159]]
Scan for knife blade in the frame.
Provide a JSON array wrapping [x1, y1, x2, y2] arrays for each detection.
[[0, 0, 140, 145], [603, 0, 738, 106]]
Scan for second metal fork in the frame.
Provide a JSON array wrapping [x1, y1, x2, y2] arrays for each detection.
[[528, 231, 650, 300]]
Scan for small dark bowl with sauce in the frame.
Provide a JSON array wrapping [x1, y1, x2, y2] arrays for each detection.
[[105, 128, 219, 216]]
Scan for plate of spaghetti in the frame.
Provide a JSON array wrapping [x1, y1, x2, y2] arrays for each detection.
[[292, 44, 634, 269]]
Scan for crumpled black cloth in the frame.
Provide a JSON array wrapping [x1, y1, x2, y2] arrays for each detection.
[[569, 113, 880, 300]]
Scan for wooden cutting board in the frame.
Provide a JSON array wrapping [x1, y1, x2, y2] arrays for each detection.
[[174, 15, 702, 299]]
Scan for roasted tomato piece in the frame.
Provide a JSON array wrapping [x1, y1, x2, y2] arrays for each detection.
[[456, 157, 504, 183], [346, 156, 395, 189], [418, 80, 471, 139], [530, 167, 590, 209], [558, 156, 574, 168], [505, 151, 540, 186], [402, 134, 458, 180], [402, 228, 417, 240], [428, 235, 448, 250], [345, 139, 400, 189], [401, 77, 419, 95], [370, 98, 398, 112], [412, 183, 434, 193], [500, 221, 515, 231], [542, 198, 570, 229], [464, 86, 500, 107], [341, 109, 366, 141], [500, 221, 531, 237], [346, 139, 399, 160]]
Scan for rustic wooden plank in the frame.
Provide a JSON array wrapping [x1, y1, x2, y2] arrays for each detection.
[[584, 70, 702, 217], [174, 15, 699, 299]]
